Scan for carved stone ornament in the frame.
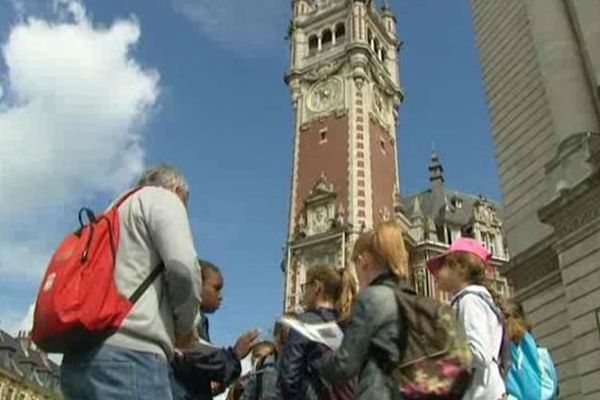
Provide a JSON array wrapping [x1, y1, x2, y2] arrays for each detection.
[[554, 200, 600, 237], [372, 87, 387, 118], [368, 64, 399, 98], [354, 76, 365, 90], [300, 245, 341, 270], [369, 111, 391, 136], [303, 60, 345, 83], [379, 207, 391, 221], [307, 78, 343, 113], [315, 0, 345, 11], [297, 173, 341, 237], [310, 172, 335, 195], [308, 205, 331, 235]]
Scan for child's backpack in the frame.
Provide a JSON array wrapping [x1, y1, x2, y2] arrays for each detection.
[[452, 290, 512, 378], [506, 332, 559, 400], [253, 355, 281, 400], [389, 283, 474, 399], [31, 188, 164, 352], [308, 346, 355, 400]]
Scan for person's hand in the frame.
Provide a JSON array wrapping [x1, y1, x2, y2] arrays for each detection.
[[233, 330, 261, 360], [176, 330, 199, 349]]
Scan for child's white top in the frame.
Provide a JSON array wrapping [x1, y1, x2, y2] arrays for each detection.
[[452, 284, 506, 400]]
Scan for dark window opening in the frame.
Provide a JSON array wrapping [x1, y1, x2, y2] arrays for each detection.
[[335, 23, 346, 43], [322, 29, 333, 49], [308, 35, 318, 55], [446, 227, 453, 245], [320, 130, 328, 143]]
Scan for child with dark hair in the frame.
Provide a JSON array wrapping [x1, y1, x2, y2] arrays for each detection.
[[171, 259, 260, 400], [505, 300, 559, 400]]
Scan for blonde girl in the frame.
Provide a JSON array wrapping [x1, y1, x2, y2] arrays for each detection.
[[311, 221, 408, 400]]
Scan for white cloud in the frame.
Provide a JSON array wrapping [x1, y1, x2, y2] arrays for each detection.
[[0, 0, 159, 288], [174, 0, 289, 55]]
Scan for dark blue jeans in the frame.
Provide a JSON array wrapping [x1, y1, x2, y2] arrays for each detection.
[[61, 344, 172, 400]]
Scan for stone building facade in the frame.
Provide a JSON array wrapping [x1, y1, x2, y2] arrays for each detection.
[[402, 152, 510, 302], [0, 330, 61, 400], [470, 0, 600, 398]]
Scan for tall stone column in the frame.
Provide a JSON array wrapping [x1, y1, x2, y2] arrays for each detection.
[[539, 156, 600, 399], [525, 0, 600, 191], [527, 1, 600, 397]]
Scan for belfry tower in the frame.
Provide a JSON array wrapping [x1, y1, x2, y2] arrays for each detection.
[[283, 0, 405, 311]]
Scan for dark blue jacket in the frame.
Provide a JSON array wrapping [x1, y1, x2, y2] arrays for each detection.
[[240, 355, 281, 400], [278, 308, 354, 400], [171, 313, 242, 400]]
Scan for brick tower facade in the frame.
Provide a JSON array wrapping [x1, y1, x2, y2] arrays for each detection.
[[283, 0, 404, 312]]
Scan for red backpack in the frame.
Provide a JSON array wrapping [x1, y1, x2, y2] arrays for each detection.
[[32, 188, 164, 353]]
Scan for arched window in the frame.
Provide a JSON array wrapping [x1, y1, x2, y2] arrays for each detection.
[[374, 38, 380, 54], [335, 23, 346, 43], [308, 35, 318, 55], [381, 49, 387, 63], [367, 29, 373, 48], [322, 29, 333, 49]]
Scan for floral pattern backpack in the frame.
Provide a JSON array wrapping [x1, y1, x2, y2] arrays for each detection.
[[391, 284, 474, 399]]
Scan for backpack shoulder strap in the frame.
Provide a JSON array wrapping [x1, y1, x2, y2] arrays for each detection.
[[114, 186, 163, 304], [113, 187, 145, 210], [452, 289, 510, 374], [452, 290, 504, 323], [128, 263, 165, 303], [255, 370, 263, 400]]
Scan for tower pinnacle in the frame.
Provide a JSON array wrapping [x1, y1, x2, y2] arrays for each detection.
[[429, 151, 445, 183]]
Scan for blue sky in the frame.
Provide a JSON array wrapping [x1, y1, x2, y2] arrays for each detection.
[[0, 0, 499, 349]]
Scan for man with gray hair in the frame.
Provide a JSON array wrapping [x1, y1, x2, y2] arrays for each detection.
[[61, 164, 202, 400]]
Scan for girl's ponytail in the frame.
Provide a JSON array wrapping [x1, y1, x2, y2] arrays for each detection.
[[307, 266, 357, 323], [372, 221, 408, 278], [335, 267, 357, 324], [506, 300, 532, 344]]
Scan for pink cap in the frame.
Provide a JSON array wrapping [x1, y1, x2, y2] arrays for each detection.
[[426, 238, 492, 275]]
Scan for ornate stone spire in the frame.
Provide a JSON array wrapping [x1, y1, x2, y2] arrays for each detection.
[[429, 150, 445, 184]]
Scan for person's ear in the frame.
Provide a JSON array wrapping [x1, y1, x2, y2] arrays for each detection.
[[356, 253, 369, 269], [174, 185, 189, 207], [315, 281, 324, 296]]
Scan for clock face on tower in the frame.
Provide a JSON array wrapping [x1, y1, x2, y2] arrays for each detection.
[[307, 78, 342, 112]]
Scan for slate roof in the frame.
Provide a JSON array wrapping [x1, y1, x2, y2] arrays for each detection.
[[402, 188, 498, 226], [0, 329, 61, 396], [402, 151, 501, 229]]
